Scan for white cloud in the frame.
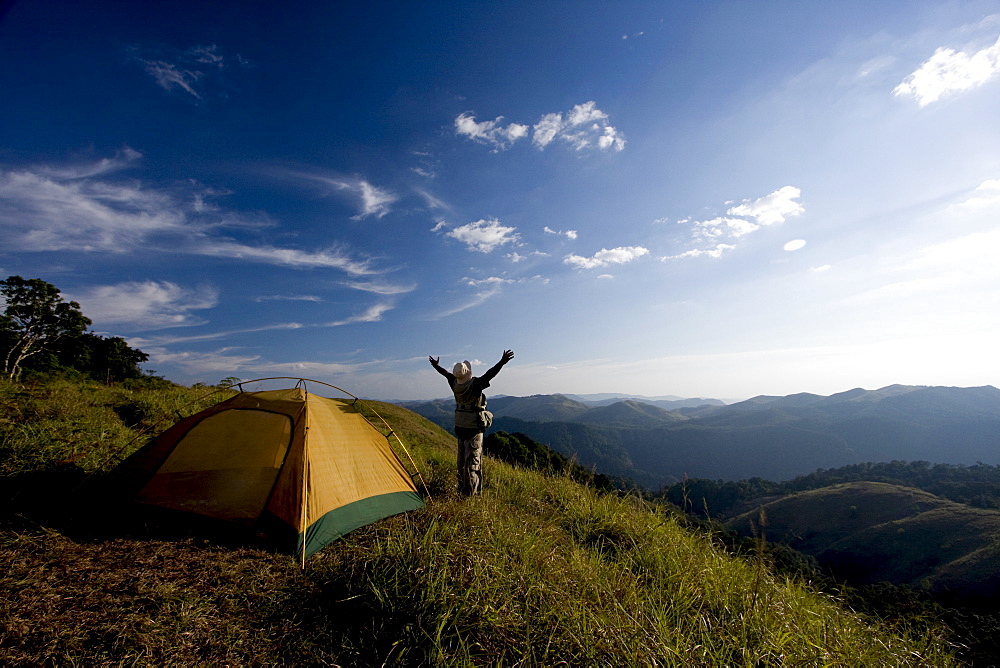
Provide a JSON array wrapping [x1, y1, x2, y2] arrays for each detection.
[[431, 288, 503, 318], [661, 244, 736, 260], [893, 35, 1000, 106], [0, 156, 380, 276], [415, 188, 449, 211], [666, 186, 804, 260], [69, 281, 218, 331], [957, 178, 1000, 210], [254, 294, 323, 302], [544, 226, 578, 240], [454, 112, 529, 151], [325, 302, 393, 326], [459, 101, 624, 153], [810, 264, 832, 272], [694, 217, 759, 239], [284, 171, 397, 219], [140, 60, 203, 99], [532, 112, 563, 149], [129, 322, 303, 347], [564, 246, 649, 269], [353, 180, 397, 219], [341, 279, 416, 295], [783, 239, 807, 251], [446, 218, 520, 253], [195, 241, 376, 275], [143, 347, 264, 374], [464, 276, 515, 287], [133, 44, 244, 102], [507, 250, 548, 263], [726, 186, 804, 226]]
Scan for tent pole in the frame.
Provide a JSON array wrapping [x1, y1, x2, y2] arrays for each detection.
[[300, 394, 309, 569]]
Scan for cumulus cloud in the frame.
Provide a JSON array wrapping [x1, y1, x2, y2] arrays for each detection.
[[694, 217, 760, 240], [544, 226, 578, 240], [564, 246, 649, 269], [507, 250, 548, 263], [726, 186, 804, 226], [666, 186, 804, 259], [956, 178, 1000, 210], [893, 35, 1000, 106], [454, 113, 529, 151], [445, 218, 520, 253], [0, 154, 380, 276], [69, 281, 219, 331], [456, 101, 625, 153]]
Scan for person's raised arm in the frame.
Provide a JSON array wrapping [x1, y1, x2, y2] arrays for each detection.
[[429, 355, 451, 378], [480, 349, 514, 383]]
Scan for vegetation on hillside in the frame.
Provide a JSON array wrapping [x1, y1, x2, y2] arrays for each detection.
[[0, 376, 960, 665], [661, 460, 1000, 520]]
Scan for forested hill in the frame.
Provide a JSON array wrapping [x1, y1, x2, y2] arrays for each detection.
[[404, 385, 1000, 485]]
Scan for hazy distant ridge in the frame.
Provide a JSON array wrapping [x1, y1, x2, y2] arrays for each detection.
[[404, 385, 1000, 486]]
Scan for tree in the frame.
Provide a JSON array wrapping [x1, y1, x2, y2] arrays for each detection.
[[1, 276, 92, 380]]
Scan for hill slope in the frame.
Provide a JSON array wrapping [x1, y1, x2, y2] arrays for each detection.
[[726, 481, 1000, 602], [0, 378, 957, 665]]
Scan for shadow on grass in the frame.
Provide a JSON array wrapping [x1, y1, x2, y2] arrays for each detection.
[[0, 466, 288, 555]]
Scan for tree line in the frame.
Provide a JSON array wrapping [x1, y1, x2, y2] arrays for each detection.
[[1, 276, 149, 383], [660, 459, 1000, 518]]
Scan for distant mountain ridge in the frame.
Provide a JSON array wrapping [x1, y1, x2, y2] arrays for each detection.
[[402, 385, 1000, 486]]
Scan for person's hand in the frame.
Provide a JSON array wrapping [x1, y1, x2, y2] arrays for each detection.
[[501, 349, 514, 365], [429, 356, 440, 366]]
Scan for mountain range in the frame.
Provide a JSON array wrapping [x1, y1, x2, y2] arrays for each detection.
[[401, 385, 1000, 488]]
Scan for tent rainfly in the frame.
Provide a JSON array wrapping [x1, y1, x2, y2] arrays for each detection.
[[112, 383, 424, 559]]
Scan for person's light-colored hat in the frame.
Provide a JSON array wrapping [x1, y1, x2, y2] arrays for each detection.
[[453, 361, 472, 382]]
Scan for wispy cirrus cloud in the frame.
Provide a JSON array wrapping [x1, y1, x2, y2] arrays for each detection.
[[325, 302, 394, 326], [340, 279, 417, 295], [133, 44, 244, 102], [441, 218, 521, 253], [289, 171, 398, 219], [0, 153, 380, 276], [894, 35, 1000, 106], [68, 281, 219, 331], [254, 294, 324, 303], [456, 101, 625, 153], [664, 186, 804, 261], [564, 245, 649, 269]]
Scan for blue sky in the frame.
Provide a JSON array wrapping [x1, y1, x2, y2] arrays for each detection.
[[2, 0, 999, 400]]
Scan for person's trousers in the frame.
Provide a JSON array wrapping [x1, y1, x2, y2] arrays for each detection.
[[457, 432, 483, 495]]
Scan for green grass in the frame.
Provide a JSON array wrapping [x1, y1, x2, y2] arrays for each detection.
[[0, 378, 960, 665]]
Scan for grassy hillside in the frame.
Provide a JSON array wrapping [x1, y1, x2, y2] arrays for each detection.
[[0, 377, 959, 665], [726, 481, 1000, 602]]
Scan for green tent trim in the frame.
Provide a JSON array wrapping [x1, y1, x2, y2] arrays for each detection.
[[298, 490, 425, 557]]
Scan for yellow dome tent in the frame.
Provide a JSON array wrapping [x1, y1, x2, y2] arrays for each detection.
[[113, 379, 425, 562]]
